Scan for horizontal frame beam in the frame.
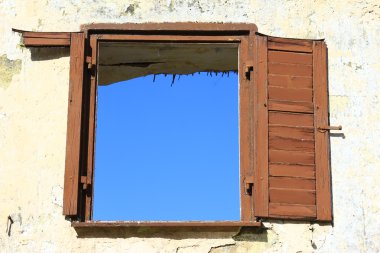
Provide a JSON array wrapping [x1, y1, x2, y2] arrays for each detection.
[[96, 34, 243, 42], [13, 23, 258, 47], [72, 221, 262, 228], [12, 29, 72, 47], [81, 22, 258, 34]]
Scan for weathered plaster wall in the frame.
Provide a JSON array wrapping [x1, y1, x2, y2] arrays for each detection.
[[0, 0, 379, 252]]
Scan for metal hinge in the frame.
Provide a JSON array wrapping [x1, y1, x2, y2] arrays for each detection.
[[245, 61, 254, 80], [80, 176, 91, 190], [85, 56, 94, 70], [244, 177, 254, 196], [85, 55, 96, 78]]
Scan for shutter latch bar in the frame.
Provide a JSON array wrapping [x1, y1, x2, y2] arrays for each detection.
[[318, 125, 342, 133]]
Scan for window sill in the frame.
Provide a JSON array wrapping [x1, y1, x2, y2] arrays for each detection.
[[71, 221, 263, 238], [72, 221, 262, 228]]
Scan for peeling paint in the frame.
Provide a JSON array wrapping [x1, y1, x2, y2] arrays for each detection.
[[51, 186, 63, 207], [123, 2, 139, 15], [0, 55, 21, 89]]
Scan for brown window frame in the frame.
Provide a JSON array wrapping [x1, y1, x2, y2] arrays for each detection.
[[68, 23, 260, 228], [14, 22, 335, 229]]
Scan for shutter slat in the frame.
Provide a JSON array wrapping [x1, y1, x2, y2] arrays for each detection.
[[268, 74, 312, 89], [268, 50, 312, 65], [268, 86, 312, 102], [269, 150, 315, 165], [269, 177, 315, 190], [268, 63, 312, 76], [268, 100, 314, 113], [269, 112, 314, 127], [269, 163, 315, 179], [268, 37, 313, 53], [269, 125, 314, 140], [270, 188, 316, 205], [269, 203, 316, 217], [269, 136, 315, 152]]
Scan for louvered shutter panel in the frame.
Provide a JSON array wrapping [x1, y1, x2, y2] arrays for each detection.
[[63, 33, 86, 216], [253, 34, 332, 221]]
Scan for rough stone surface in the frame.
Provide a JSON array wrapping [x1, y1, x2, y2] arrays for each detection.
[[1, 0, 380, 252]]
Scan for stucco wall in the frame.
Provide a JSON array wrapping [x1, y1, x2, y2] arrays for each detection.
[[1, 0, 379, 252]]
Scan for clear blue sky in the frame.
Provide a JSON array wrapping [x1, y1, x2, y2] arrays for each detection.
[[93, 72, 239, 221]]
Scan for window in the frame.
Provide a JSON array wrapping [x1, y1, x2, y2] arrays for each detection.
[[16, 23, 334, 227], [94, 43, 240, 221]]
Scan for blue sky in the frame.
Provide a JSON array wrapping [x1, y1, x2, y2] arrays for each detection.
[[93, 72, 239, 221]]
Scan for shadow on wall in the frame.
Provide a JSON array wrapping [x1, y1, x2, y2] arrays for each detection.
[[328, 131, 345, 228], [330, 133, 345, 139], [29, 47, 70, 61], [74, 226, 268, 240]]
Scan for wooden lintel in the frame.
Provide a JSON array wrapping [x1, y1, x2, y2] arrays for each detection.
[[12, 23, 259, 47], [80, 22, 258, 34], [12, 28, 72, 47]]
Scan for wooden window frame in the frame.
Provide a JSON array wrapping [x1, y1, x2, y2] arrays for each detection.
[[68, 23, 261, 228]]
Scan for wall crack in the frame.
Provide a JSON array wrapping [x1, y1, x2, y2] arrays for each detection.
[[208, 243, 236, 253], [175, 244, 199, 253]]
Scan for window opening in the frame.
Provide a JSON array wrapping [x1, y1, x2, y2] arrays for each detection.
[[93, 42, 240, 221]]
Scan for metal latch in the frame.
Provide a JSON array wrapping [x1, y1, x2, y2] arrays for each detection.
[[244, 177, 254, 196], [245, 61, 254, 80], [317, 125, 342, 133]]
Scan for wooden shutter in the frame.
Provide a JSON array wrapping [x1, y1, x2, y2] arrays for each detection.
[[63, 33, 86, 216], [253, 34, 332, 221]]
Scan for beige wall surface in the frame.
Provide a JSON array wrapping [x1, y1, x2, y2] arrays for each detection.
[[1, 0, 380, 252]]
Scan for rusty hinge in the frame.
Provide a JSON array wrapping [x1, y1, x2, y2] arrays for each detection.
[[244, 177, 254, 196], [85, 55, 96, 78], [85, 56, 93, 70], [245, 61, 254, 80], [80, 176, 92, 190]]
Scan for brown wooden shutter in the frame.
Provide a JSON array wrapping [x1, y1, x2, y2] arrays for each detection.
[[253, 34, 332, 221], [63, 33, 86, 216]]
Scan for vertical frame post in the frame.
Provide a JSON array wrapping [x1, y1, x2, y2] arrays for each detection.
[[239, 36, 255, 221], [253, 34, 269, 217], [63, 33, 85, 216], [313, 41, 332, 221], [84, 35, 98, 221]]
